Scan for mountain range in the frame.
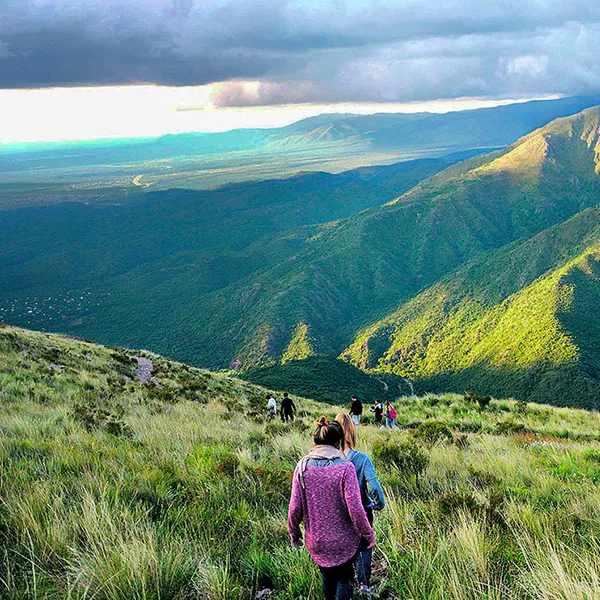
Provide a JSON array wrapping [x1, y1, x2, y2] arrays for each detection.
[[0, 156, 457, 345], [186, 108, 600, 366], [2, 99, 600, 407], [340, 107, 600, 406], [2, 95, 599, 198]]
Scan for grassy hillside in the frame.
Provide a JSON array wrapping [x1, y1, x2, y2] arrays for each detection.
[[4, 323, 600, 598], [343, 208, 600, 408]]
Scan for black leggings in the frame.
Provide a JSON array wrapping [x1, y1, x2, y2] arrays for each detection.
[[319, 554, 356, 600], [281, 410, 294, 422]]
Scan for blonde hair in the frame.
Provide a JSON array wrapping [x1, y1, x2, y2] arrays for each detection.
[[335, 413, 356, 450]]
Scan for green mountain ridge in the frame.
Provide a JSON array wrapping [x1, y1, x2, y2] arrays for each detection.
[[0, 156, 453, 346], [181, 106, 600, 375], [342, 206, 600, 407]]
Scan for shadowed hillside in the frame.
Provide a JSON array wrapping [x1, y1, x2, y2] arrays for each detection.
[[240, 355, 406, 404]]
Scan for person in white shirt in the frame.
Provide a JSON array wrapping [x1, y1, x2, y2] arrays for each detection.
[[266, 394, 277, 419]]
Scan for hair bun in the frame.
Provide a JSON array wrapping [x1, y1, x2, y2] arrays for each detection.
[[316, 416, 329, 427]]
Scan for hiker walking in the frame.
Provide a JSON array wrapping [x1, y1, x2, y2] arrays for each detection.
[[266, 393, 277, 419], [370, 400, 383, 427], [336, 413, 385, 597], [288, 417, 375, 600], [349, 395, 363, 425], [280, 392, 296, 422], [384, 401, 399, 430]]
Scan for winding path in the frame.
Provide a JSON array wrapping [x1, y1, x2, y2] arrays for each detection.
[[132, 356, 161, 386], [401, 377, 415, 396], [377, 379, 389, 393]]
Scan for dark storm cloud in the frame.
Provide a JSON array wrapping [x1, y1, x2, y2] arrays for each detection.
[[1, 0, 599, 103]]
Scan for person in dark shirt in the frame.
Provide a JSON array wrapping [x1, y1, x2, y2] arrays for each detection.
[[370, 400, 383, 427], [349, 395, 363, 425], [281, 392, 297, 422]]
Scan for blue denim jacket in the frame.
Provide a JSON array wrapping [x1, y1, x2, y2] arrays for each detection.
[[347, 449, 385, 510]]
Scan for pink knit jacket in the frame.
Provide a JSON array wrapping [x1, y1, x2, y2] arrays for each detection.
[[288, 450, 375, 568]]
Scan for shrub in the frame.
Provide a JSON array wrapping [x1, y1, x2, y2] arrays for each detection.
[[438, 491, 479, 518], [422, 395, 440, 407], [247, 430, 268, 447], [486, 488, 507, 527], [464, 391, 492, 410], [412, 421, 454, 445], [497, 419, 529, 435], [457, 421, 483, 433], [41, 346, 62, 361], [217, 453, 240, 477], [468, 467, 500, 490], [265, 421, 285, 436], [514, 400, 529, 414], [245, 464, 293, 497], [289, 418, 310, 433], [583, 449, 600, 464], [453, 433, 470, 449], [149, 386, 178, 403], [104, 415, 135, 438], [71, 396, 134, 438], [372, 438, 429, 483], [181, 379, 208, 402]]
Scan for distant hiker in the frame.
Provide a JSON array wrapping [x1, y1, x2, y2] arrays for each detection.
[[281, 392, 296, 422], [288, 416, 375, 600], [349, 395, 363, 425], [336, 413, 385, 595], [384, 401, 399, 430], [266, 393, 277, 419], [370, 400, 383, 427]]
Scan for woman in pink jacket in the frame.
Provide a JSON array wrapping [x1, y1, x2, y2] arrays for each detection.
[[288, 416, 375, 599]]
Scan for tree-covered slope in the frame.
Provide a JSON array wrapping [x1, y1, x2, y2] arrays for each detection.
[[0, 156, 450, 331], [2, 105, 600, 385], [343, 207, 600, 408], [174, 106, 600, 370], [240, 355, 405, 405]]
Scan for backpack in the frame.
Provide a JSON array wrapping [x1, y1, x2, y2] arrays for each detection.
[[389, 406, 397, 420]]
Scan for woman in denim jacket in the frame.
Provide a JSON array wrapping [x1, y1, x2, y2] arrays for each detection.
[[336, 413, 385, 596]]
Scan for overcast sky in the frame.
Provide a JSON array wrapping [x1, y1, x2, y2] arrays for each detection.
[[1, 0, 599, 141]]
